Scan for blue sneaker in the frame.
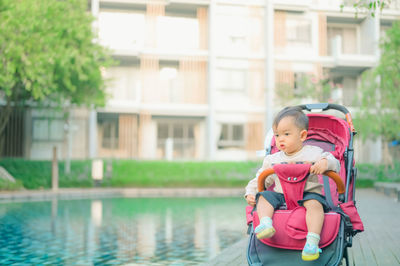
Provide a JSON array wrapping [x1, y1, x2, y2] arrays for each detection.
[[302, 243, 322, 261]]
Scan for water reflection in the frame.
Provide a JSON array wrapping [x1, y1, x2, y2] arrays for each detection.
[[91, 200, 103, 227], [0, 197, 246, 265]]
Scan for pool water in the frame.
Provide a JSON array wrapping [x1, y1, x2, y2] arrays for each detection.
[[0, 197, 247, 265]]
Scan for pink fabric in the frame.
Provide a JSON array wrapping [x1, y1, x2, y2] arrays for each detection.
[[253, 210, 340, 250], [340, 201, 364, 232], [308, 114, 351, 202], [285, 207, 307, 239], [246, 205, 254, 226], [273, 164, 311, 210]]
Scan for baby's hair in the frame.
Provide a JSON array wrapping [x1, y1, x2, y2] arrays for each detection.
[[273, 106, 309, 130]]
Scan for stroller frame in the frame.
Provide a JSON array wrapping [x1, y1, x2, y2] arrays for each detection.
[[246, 103, 362, 266]]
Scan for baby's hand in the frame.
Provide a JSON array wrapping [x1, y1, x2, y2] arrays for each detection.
[[310, 158, 328, 175], [246, 194, 256, 206]]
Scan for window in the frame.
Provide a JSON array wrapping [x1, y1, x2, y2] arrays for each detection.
[[293, 72, 308, 96], [215, 69, 247, 91], [102, 122, 118, 149], [157, 122, 195, 159], [215, 15, 248, 51], [286, 16, 311, 44], [158, 124, 169, 140], [105, 66, 140, 101], [157, 16, 199, 50], [159, 61, 180, 102], [32, 119, 64, 141], [98, 113, 119, 149], [327, 26, 358, 55], [342, 77, 358, 106], [230, 35, 247, 49], [214, 4, 263, 52], [98, 11, 145, 50], [330, 76, 358, 106], [218, 124, 245, 149]]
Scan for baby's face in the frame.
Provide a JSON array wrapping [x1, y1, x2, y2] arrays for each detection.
[[273, 116, 307, 156]]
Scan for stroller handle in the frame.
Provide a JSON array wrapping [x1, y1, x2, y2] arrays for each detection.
[[296, 103, 356, 133], [257, 168, 345, 195], [297, 103, 349, 114]]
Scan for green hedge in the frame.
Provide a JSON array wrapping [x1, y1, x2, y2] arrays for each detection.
[[0, 159, 93, 189], [0, 158, 398, 190], [356, 161, 400, 181], [0, 159, 260, 190], [109, 160, 259, 187], [0, 178, 24, 191]]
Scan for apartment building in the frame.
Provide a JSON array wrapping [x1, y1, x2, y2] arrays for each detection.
[[91, 0, 270, 162], [3, 0, 399, 163]]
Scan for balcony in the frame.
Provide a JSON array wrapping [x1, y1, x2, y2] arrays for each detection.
[[168, 0, 210, 4], [312, 0, 356, 11], [313, 0, 400, 19], [97, 8, 208, 60], [383, 0, 400, 11], [99, 0, 209, 7], [321, 35, 376, 75], [273, 0, 312, 12], [381, 0, 400, 20]]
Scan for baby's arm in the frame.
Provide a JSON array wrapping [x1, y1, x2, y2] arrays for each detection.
[[310, 151, 340, 174], [245, 176, 258, 206], [245, 157, 273, 206]]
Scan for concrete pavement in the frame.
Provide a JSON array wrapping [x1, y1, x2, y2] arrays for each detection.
[[205, 187, 400, 266]]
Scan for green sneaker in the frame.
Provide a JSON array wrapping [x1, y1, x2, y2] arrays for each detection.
[[254, 222, 276, 239], [256, 227, 276, 239], [302, 243, 322, 261]]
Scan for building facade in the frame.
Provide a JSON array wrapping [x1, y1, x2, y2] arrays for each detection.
[[4, 0, 399, 162]]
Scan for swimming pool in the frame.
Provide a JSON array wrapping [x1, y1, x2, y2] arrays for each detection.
[[0, 197, 247, 265]]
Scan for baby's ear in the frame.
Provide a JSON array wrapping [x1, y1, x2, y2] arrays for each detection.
[[300, 130, 308, 141]]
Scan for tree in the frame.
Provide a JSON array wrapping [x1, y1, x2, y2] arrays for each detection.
[[341, 0, 391, 17], [0, 0, 113, 154], [275, 73, 337, 106], [355, 21, 400, 167]]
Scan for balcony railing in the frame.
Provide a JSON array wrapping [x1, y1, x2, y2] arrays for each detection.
[[325, 35, 376, 69], [312, 0, 400, 11]]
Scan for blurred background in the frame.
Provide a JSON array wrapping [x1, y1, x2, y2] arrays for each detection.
[[1, 1, 399, 264], [1, 0, 399, 165]]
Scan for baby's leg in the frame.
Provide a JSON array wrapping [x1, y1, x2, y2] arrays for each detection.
[[302, 199, 324, 261], [254, 192, 282, 239], [256, 195, 274, 219], [303, 199, 324, 235]]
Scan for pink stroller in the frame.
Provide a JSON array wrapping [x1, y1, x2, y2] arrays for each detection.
[[246, 103, 364, 265]]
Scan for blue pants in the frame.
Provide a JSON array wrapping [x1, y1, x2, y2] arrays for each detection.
[[256, 191, 330, 212]]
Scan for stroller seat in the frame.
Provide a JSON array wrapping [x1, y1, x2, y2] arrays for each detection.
[[253, 207, 341, 250]]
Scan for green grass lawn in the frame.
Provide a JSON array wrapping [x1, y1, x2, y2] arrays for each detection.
[[0, 158, 398, 190]]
